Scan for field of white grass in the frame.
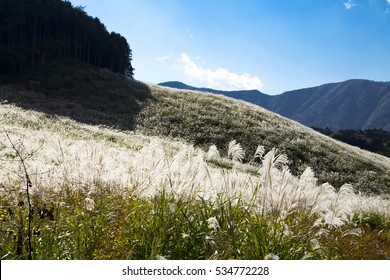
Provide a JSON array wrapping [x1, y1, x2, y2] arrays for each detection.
[[1, 101, 389, 226], [138, 85, 390, 194], [1, 82, 390, 260]]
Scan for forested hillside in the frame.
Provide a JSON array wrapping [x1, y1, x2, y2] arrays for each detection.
[[0, 0, 134, 77], [314, 127, 390, 157]]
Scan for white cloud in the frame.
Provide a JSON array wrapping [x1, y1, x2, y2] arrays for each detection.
[[155, 55, 170, 62], [385, 1, 390, 14], [178, 53, 263, 90], [343, 0, 357, 9]]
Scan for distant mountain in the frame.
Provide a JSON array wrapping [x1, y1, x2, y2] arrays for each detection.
[[159, 80, 390, 131], [268, 79, 390, 131]]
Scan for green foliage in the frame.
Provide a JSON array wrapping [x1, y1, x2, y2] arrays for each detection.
[[0, 0, 134, 77], [1, 183, 389, 260], [206, 158, 234, 170], [314, 127, 390, 157]]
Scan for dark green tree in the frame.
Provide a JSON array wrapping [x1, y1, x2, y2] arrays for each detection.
[[0, 0, 134, 78]]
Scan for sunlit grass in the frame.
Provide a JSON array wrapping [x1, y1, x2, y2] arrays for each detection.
[[138, 85, 390, 194], [1, 96, 390, 260], [1, 180, 389, 260]]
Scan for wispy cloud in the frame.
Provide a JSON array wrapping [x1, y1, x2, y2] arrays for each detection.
[[186, 28, 194, 38], [155, 55, 170, 62], [343, 0, 357, 9], [178, 53, 263, 90], [382, 0, 390, 14]]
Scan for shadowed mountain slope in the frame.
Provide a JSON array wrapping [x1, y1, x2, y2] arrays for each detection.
[[0, 59, 151, 130]]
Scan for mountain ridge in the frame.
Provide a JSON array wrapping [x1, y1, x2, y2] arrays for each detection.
[[158, 79, 390, 131]]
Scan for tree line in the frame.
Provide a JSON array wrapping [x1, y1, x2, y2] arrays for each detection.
[[0, 0, 134, 78], [313, 127, 390, 157]]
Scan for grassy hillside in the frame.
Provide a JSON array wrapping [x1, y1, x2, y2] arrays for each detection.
[[1, 63, 390, 259], [1, 61, 390, 194], [1, 101, 390, 260], [0, 59, 151, 130], [138, 85, 390, 195], [160, 80, 390, 132]]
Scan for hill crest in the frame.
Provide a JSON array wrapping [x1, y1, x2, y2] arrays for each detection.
[[159, 79, 390, 131]]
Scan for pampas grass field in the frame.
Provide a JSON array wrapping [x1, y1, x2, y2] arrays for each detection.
[[1, 99, 390, 260], [138, 85, 390, 195]]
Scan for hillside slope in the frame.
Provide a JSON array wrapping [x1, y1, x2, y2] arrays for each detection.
[[0, 60, 151, 130], [142, 84, 390, 194], [159, 80, 390, 131], [2, 96, 390, 260], [1, 63, 390, 194]]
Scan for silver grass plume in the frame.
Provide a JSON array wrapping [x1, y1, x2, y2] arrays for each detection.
[[253, 145, 265, 162], [262, 148, 288, 170], [325, 183, 355, 228], [207, 144, 220, 160], [260, 148, 288, 189], [228, 140, 245, 162]]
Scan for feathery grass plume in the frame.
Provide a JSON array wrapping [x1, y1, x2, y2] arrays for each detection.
[[262, 148, 288, 171], [325, 183, 355, 228], [352, 195, 390, 218], [259, 148, 288, 190], [311, 183, 356, 229], [207, 144, 220, 160], [253, 145, 265, 163], [297, 167, 322, 210], [299, 167, 317, 188], [227, 140, 245, 162], [309, 183, 337, 219]]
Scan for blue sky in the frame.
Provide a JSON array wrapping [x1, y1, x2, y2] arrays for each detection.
[[69, 0, 390, 94]]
